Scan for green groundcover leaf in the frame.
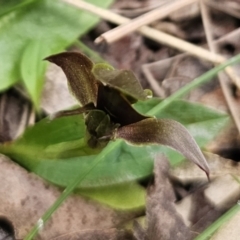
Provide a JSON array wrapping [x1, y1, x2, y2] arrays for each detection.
[[0, 0, 113, 100], [20, 40, 51, 109], [0, 98, 229, 189], [78, 182, 146, 210]]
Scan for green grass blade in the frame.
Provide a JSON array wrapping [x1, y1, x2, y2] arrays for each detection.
[[24, 141, 118, 240], [194, 203, 240, 240]]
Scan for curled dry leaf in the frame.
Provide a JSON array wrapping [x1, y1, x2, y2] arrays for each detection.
[[45, 51, 209, 175], [134, 155, 191, 240], [175, 174, 240, 237], [170, 152, 240, 184], [0, 155, 135, 239]]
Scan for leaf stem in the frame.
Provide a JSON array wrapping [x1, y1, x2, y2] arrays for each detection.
[[147, 53, 240, 116], [24, 141, 118, 240]]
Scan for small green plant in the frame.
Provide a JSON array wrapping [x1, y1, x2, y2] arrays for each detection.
[[45, 51, 209, 175], [3, 52, 240, 240]]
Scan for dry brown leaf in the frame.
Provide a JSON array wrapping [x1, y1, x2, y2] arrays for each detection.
[[206, 0, 240, 19], [170, 152, 240, 184], [41, 64, 77, 114], [199, 87, 228, 112], [169, 2, 200, 22], [151, 21, 186, 39], [142, 54, 218, 100], [0, 155, 136, 239], [216, 28, 240, 68], [207, 120, 240, 160], [50, 228, 134, 240], [0, 88, 30, 142], [112, 0, 168, 18], [134, 155, 191, 240], [111, 0, 164, 12], [210, 211, 240, 240], [175, 174, 240, 237]]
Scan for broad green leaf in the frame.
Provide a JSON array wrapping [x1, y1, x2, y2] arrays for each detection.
[[116, 118, 209, 176], [46, 52, 98, 106], [134, 98, 226, 124], [14, 115, 86, 146], [0, 0, 113, 91], [0, 115, 100, 168], [32, 140, 153, 187], [78, 182, 146, 210], [0, 0, 35, 17], [92, 63, 151, 102], [20, 40, 50, 108], [0, 99, 228, 188]]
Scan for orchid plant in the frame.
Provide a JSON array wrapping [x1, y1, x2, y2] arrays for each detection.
[[45, 51, 209, 177]]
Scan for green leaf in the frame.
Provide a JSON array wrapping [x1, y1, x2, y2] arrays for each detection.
[[15, 115, 86, 146], [78, 182, 146, 210], [1, 115, 100, 167], [0, 0, 113, 91], [20, 40, 50, 108], [32, 140, 153, 187], [134, 98, 227, 124], [0, 99, 228, 188], [116, 118, 209, 176], [0, 0, 35, 16]]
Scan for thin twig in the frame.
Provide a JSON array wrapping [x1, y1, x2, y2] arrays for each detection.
[[14, 103, 29, 139], [200, 1, 240, 89], [64, 0, 240, 89], [0, 94, 7, 140], [200, 0, 240, 133], [205, 0, 240, 19], [112, 1, 168, 18], [95, 0, 197, 44], [62, 0, 224, 65], [142, 65, 165, 97], [28, 105, 35, 126]]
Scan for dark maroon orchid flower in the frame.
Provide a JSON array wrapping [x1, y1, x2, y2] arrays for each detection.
[[45, 52, 209, 177]]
